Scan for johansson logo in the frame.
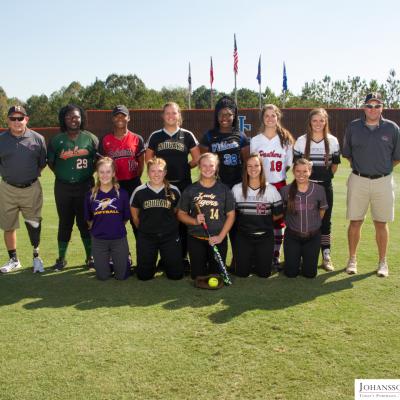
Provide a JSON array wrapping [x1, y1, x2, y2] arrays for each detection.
[[355, 379, 400, 399]]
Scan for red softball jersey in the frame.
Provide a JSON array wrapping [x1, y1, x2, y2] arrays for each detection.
[[99, 131, 145, 181]]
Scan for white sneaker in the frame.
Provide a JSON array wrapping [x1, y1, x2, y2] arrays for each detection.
[[346, 258, 357, 275], [33, 257, 45, 273], [377, 261, 389, 278], [1, 258, 22, 273], [322, 256, 334, 272]]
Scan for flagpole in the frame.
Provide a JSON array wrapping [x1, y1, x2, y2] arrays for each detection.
[[257, 55, 262, 110], [210, 56, 214, 109], [188, 62, 192, 109]]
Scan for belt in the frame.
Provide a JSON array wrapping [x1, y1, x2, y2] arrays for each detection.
[[3, 178, 37, 188], [286, 227, 320, 239], [352, 170, 390, 180]]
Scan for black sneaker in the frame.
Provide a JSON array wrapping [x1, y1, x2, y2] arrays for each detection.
[[86, 256, 95, 271], [53, 258, 67, 271]]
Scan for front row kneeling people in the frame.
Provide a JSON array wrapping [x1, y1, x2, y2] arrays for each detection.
[[130, 157, 184, 281], [280, 158, 328, 278], [84, 157, 131, 280]]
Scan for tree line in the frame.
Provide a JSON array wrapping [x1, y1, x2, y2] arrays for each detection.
[[1, 69, 399, 127]]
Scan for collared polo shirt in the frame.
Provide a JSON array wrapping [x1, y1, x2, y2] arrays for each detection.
[[342, 117, 400, 175], [0, 129, 47, 184]]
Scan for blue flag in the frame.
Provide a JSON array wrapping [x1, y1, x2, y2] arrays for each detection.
[[256, 55, 261, 85], [282, 62, 288, 92]]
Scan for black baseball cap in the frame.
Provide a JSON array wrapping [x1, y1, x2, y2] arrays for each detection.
[[364, 92, 383, 104], [112, 105, 129, 116], [8, 105, 28, 116]]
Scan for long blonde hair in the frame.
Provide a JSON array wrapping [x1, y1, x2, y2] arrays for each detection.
[[147, 157, 176, 203], [198, 152, 219, 180], [162, 102, 183, 127], [91, 157, 120, 200]]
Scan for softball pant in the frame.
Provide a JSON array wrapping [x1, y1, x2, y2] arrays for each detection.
[[283, 230, 321, 278], [318, 181, 333, 253], [234, 230, 274, 278], [91, 236, 130, 280], [136, 230, 184, 280], [187, 235, 228, 279], [54, 179, 92, 242]]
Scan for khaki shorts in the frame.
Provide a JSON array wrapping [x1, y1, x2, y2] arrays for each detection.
[[346, 172, 394, 222], [0, 180, 43, 231]]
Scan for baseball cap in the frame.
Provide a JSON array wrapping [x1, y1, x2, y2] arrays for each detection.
[[364, 92, 383, 104], [112, 105, 129, 116], [7, 105, 28, 116]]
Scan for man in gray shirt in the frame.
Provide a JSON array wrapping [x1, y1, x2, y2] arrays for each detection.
[[0, 106, 47, 273], [342, 93, 400, 277]]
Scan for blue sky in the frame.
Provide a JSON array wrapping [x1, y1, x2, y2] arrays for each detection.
[[2, 0, 400, 100]]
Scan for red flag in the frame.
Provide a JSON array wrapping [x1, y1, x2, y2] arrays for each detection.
[[210, 57, 214, 86], [233, 34, 238, 75]]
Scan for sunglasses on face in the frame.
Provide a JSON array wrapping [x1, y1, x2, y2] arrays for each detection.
[[9, 116, 25, 122], [365, 104, 383, 109]]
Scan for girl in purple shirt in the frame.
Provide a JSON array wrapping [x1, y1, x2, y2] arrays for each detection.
[[85, 157, 131, 280]]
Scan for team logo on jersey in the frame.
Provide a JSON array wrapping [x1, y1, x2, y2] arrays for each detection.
[[258, 149, 282, 158], [60, 146, 90, 160], [194, 192, 218, 207], [211, 141, 239, 152], [157, 141, 185, 152], [143, 199, 171, 209], [381, 135, 389, 142], [94, 198, 118, 211]]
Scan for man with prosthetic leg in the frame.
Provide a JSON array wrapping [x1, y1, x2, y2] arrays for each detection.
[[0, 106, 47, 273]]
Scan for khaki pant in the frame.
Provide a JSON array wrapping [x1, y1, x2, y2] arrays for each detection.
[[0, 180, 43, 230], [346, 173, 394, 222]]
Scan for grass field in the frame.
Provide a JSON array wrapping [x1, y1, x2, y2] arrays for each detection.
[[0, 161, 399, 400]]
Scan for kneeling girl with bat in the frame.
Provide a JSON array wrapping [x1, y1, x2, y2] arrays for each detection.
[[177, 153, 235, 281]]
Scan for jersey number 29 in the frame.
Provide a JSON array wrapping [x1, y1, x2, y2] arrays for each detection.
[[76, 158, 88, 169]]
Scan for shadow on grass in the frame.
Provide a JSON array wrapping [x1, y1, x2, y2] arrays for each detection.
[[0, 265, 374, 324]]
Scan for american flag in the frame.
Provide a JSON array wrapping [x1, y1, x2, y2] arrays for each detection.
[[233, 34, 238, 75], [210, 57, 214, 86], [283, 62, 288, 92], [256, 55, 261, 85]]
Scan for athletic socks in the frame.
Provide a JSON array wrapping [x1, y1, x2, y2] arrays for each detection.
[[81, 237, 92, 260], [58, 241, 69, 260], [8, 249, 17, 261], [33, 247, 39, 258]]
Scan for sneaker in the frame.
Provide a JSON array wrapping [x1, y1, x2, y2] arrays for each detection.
[[377, 261, 389, 278], [322, 256, 334, 272], [272, 257, 282, 272], [33, 257, 45, 273], [53, 258, 67, 271], [86, 256, 95, 271], [1, 258, 22, 273], [345, 258, 357, 275]]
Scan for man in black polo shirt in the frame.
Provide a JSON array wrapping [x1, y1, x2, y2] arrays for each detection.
[[0, 106, 47, 273], [343, 93, 400, 277]]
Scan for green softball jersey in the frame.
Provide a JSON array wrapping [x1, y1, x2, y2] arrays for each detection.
[[48, 130, 99, 183]]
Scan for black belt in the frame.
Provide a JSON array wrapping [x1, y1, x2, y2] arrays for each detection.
[[3, 178, 37, 188], [352, 170, 390, 180]]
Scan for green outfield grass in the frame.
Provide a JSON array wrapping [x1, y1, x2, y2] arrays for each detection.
[[0, 161, 399, 400]]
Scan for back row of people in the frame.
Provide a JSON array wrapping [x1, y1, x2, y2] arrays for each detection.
[[0, 92, 399, 279]]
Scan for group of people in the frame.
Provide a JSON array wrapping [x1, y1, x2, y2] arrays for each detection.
[[0, 92, 399, 283]]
